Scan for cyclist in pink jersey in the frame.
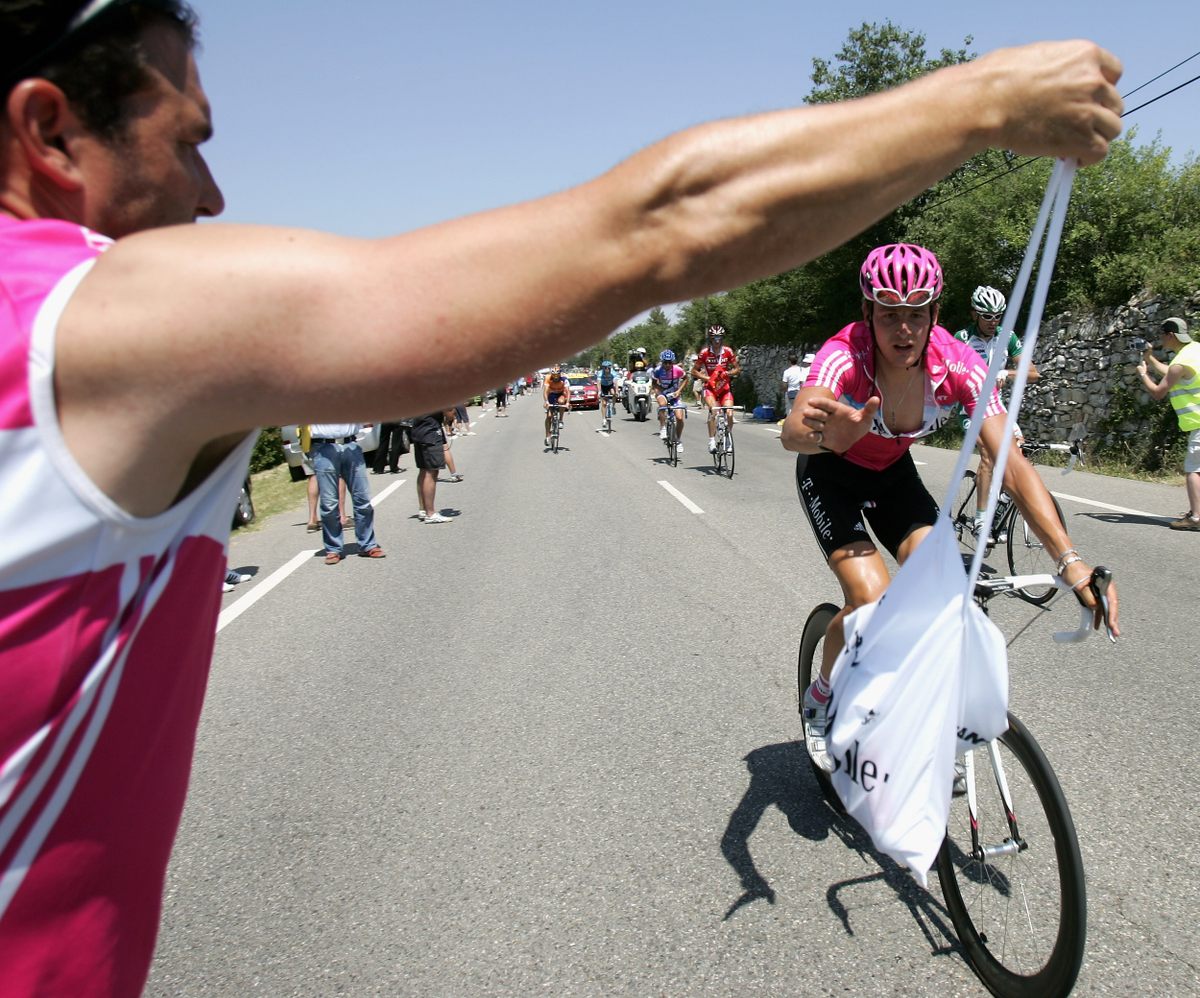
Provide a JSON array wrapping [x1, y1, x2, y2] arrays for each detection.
[[0, 2, 1125, 991], [781, 244, 1121, 770]]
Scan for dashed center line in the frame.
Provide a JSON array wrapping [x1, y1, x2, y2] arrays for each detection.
[[658, 481, 704, 514]]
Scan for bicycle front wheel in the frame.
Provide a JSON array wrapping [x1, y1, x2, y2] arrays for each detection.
[[936, 713, 1086, 998], [796, 603, 841, 809], [950, 470, 979, 555], [668, 424, 678, 466], [1006, 496, 1066, 606], [723, 429, 735, 478]]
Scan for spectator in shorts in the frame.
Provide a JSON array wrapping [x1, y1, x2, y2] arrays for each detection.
[[411, 411, 451, 523], [781, 354, 805, 417]]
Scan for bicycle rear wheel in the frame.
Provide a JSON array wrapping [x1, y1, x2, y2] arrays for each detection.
[[796, 603, 842, 810], [936, 713, 1086, 998], [1006, 495, 1066, 606]]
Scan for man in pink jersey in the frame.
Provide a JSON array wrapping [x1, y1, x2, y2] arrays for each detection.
[[781, 245, 1122, 772], [0, 2, 1126, 992]]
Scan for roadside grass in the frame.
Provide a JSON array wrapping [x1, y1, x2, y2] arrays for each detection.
[[233, 464, 307, 534]]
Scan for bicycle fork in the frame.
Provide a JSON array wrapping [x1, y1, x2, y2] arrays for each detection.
[[964, 744, 1027, 861]]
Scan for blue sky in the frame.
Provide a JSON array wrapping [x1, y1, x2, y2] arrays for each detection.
[[194, 1, 1199, 243]]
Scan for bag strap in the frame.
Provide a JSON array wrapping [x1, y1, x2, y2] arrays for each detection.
[[936, 159, 1078, 593]]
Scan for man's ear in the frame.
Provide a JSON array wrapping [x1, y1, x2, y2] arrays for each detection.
[[930, 302, 940, 326], [5, 79, 86, 191]]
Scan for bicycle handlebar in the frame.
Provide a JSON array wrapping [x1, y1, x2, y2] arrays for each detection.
[[974, 565, 1115, 643]]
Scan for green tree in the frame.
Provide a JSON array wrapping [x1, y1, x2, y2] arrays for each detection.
[[674, 22, 976, 347]]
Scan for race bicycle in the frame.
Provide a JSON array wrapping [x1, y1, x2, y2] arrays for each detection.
[[797, 565, 1114, 998], [949, 434, 1087, 606], [600, 393, 617, 434], [711, 404, 741, 478], [546, 404, 568, 454], [660, 400, 685, 467]]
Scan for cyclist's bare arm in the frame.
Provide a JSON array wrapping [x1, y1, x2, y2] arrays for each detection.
[[53, 42, 1121, 515], [978, 415, 1121, 636]]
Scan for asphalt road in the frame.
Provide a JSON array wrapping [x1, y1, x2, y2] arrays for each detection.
[[147, 394, 1200, 997]]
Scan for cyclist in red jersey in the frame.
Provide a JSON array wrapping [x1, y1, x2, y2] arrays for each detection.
[[781, 244, 1121, 770], [692, 326, 740, 453]]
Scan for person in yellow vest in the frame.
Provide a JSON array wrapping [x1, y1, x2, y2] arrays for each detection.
[[1137, 316, 1200, 530]]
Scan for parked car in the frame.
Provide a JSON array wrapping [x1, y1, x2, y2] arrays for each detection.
[[566, 374, 600, 410], [232, 477, 255, 528], [280, 424, 380, 482]]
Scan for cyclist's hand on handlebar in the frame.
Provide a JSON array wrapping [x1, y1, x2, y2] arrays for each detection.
[[1061, 560, 1120, 639], [801, 395, 880, 453]]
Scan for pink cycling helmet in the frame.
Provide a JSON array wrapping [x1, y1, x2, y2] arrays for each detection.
[[859, 243, 944, 306]]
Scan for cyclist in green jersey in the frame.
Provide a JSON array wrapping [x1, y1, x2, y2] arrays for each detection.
[[955, 286, 1040, 535]]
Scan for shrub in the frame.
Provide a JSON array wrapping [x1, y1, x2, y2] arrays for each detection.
[[250, 426, 285, 474]]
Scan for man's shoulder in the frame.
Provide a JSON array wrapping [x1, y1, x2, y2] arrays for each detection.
[[952, 327, 971, 342]]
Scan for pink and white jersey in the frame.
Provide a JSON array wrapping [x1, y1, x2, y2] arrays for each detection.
[[807, 321, 1004, 471], [0, 215, 256, 996]]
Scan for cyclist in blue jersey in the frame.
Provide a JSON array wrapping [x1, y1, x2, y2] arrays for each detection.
[[955, 286, 1041, 534], [653, 350, 688, 453], [597, 359, 618, 427]]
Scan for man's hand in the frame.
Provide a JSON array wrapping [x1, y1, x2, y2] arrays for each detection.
[[794, 395, 880, 454], [979, 40, 1123, 166]]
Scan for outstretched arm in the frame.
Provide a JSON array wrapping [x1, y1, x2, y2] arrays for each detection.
[[52, 41, 1122, 512]]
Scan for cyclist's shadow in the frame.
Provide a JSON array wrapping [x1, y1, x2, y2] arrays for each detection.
[[720, 741, 961, 958]]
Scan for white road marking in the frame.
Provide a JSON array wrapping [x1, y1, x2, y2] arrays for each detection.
[[218, 549, 317, 632], [371, 479, 407, 505], [219, 478, 408, 632], [1051, 491, 1169, 519], [658, 481, 704, 515]]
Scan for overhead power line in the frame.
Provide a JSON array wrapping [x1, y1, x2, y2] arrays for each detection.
[[921, 55, 1200, 213]]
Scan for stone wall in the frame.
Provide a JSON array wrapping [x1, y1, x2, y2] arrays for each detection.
[[733, 291, 1199, 441]]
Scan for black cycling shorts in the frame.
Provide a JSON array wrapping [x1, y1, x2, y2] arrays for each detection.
[[795, 450, 938, 560]]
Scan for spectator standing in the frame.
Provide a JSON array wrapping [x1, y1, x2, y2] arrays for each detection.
[[411, 411, 452, 523], [309, 423, 386, 563], [781, 354, 805, 417], [372, 420, 408, 474], [1137, 316, 1200, 530], [495, 384, 509, 415]]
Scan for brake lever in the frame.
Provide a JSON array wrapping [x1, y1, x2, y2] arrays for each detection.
[[1052, 566, 1116, 644]]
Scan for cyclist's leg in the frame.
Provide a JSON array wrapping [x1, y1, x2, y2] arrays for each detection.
[[656, 393, 669, 436], [821, 542, 890, 679], [674, 400, 685, 439]]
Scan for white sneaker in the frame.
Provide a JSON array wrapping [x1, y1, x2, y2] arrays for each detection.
[[708, 437, 717, 453], [417, 510, 427, 520], [802, 683, 835, 773], [224, 570, 250, 586], [660, 427, 667, 440], [221, 581, 234, 593], [676, 442, 683, 454], [425, 513, 451, 524]]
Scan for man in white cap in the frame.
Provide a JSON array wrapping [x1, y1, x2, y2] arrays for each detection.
[[1137, 316, 1200, 530]]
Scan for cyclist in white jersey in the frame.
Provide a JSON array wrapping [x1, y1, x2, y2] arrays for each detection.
[[954, 285, 1041, 534]]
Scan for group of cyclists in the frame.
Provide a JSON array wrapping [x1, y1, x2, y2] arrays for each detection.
[[538, 242, 1122, 773], [541, 326, 745, 456]]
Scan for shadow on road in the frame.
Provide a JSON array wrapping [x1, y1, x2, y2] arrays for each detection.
[[720, 740, 961, 962]]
